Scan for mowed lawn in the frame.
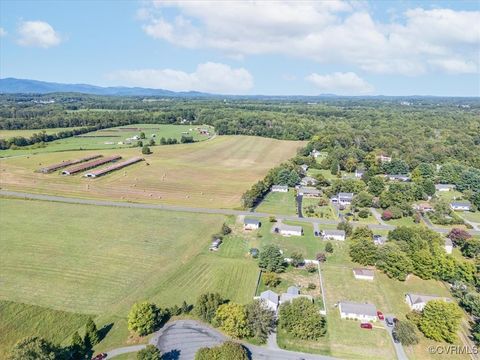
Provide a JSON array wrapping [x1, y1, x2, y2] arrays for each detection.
[[0, 127, 82, 139], [255, 190, 297, 215], [0, 300, 91, 359], [0, 124, 213, 157], [0, 135, 304, 209]]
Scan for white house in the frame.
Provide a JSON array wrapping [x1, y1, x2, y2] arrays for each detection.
[[331, 192, 354, 206], [322, 229, 346, 241], [373, 234, 386, 246], [311, 150, 321, 158], [276, 223, 303, 236], [271, 185, 288, 192], [353, 268, 375, 281], [339, 301, 378, 322], [300, 164, 309, 173], [386, 174, 411, 182], [445, 238, 453, 254], [257, 290, 279, 312], [298, 186, 321, 197], [405, 293, 451, 311], [377, 154, 392, 163], [450, 201, 471, 211], [435, 184, 455, 192], [355, 169, 365, 178], [244, 218, 261, 230]]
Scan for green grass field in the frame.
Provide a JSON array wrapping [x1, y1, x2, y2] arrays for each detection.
[[0, 135, 303, 209], [0, 300, 91, 359], [255, 190, 297, 215], [460, 211, 480, 223], [0, 127, 82, 139], [0, 124, 213, 157]]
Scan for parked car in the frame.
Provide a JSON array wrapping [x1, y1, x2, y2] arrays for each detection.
[[377, 311, 384, 320], [392, 331, 400, 343], [92, 354, 107, 360], [360, 322, 373, 329], [386, 316, 395, 327]]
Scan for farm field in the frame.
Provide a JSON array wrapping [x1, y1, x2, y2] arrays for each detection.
[[0, 124, 213, 157], [0, 135, 304, 208], [255, 190, 297, 215], [0, 127, 82, 139], [0, 300, 91, 359]]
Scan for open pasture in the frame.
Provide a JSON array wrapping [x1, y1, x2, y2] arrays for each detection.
[[0, 127, 81, 139], [0, 124, 213, 157], [0, 136, 304, 208]]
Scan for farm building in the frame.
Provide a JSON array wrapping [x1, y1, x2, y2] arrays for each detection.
[[244, 218, 261, 230], [38, 154, 101, 173], [300, 176, 318, 186], [271, 185, 288, 192], [353, 268, 375, 281], [62, 155, 121, 175], [256, 290, 279, 312], [298, 187, 321, 197], [386, 174, 411, 182], [84, 157, 143, 178], [280, 286, 313, 304], [322, 229, 346, 241], [450, 201, 472, 211], [331, 192, 354, 206], [435, 184, 455, 192], [405, 293, 452, 311], [444, 238, 453, 254], [339, 301, 378, 322], [275, 223, 303, 236]]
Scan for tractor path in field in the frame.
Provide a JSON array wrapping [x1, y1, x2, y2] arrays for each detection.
[[1, 190, 479, 236]]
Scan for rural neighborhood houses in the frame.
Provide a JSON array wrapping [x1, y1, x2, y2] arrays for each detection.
[[377, 154, 392, 163], [353, 268, 375, 281], [435, 184, 455, 192], [275, 223, 303, 236], [300, 164, 309, 173], [405, 293, 452, 311], [322, 229, 346, 241], [331, 192, 354, 206], [244, 218, 261, 230], [257, 290, 279, 312], [355, 169, 365, 178], [271, 185, 288, 192], [339, 301, 378, 322], [450, 201, 472, 211], [311, 149, 321, 158], [300, 176, 318, 186], [298, 186, 321, 197], [280, 286, 313, 303]]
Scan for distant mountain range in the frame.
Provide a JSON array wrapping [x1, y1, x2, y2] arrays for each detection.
[[0, 78, 211, 97]]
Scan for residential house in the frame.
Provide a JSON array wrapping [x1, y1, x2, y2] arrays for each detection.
[[355, 169, 365, 179], [450, 201, 472, 211], [244, 218, 261, 230], [435, 184, 455, 192], [339, 301, 378, 322], [322, 229, 346, 241], [405, 293, 451, 311], [257, 290, 279, 312], [300, 164, 309, 173], [445, 238, 453, 254], [377, 154, 392, 163], [373, 234, 386, 246], [271, 185, 288, 192], [353, 268, 375, 281], [298, 186, 321, 197], [414, 202, 434, 213], [331, 192, 354, 206], [280, 286, 313, 304], [386, 174, 411, 182], [311, 149, 321, 158], [300, 176, 318, 186], [275, 223, 303, 236]]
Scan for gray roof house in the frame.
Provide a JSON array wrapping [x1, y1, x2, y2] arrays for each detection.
[[386, 174, 411, 182], [259, 290, 279, 312], [271, 185, 288, 192], [300, 176, 318, 186], [339, 301, 378, 321], [244, 218, 261, 229], [275, 223, 303, 236], [353, 268, 375, 280], [332, 192, 354, 205], [450, 201, 472, 211], [322, 229, 346, 241], [405, 293, 451, 311], [279, 286, 313, 304], [300, 164, 309, 172], [435, 184, 455, 192], [298, 186, 321, 197]]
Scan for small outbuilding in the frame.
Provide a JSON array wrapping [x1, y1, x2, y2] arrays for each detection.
[[244, 218, 261, 230], [271, 185, 288, 192], [353, 268, 375, 281], [322, 229, 346, 241]]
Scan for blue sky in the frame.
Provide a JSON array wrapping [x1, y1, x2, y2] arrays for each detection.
[[1, 0, 479, 96]]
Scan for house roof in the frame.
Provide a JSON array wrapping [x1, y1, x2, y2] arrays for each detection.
[[435, 184, 455, 189], [272, 185, 288, 190], [287, 286, 300, 295], [323, 229, 346, 236], [278, 224, 303, 233], [451, 201, 471, 206], [337, 192, 354, 199], [300, 164, 309, 170], [353, 268, 374, 277], [244, 218, 260, 225], [405, 293, 451, 305], [387, 174, 410, 180], [299, 187, 321, 195], [339, 301, 377, 317], [260, 290, 279, 305]]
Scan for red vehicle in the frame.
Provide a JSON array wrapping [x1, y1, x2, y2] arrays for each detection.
[[92, 354, 107, 360], [377, 311, 384, 320], [360, 322, 373, 329]]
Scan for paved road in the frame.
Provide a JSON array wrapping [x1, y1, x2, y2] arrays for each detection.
[[106, 345, 146, 358], [1, 190, 478, 236]]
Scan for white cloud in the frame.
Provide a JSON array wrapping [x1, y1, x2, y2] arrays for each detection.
[[306, 72, 374, 95], [17, 20, 62, 48], [0, 27, 6, 37], [139, 1, 480, 75], [107, 62, 254, 94]]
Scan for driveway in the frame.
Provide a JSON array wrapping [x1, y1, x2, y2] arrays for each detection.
[[382, 318, 408, 360]]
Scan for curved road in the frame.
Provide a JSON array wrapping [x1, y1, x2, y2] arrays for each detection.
[[106, 320, 338, 360]]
